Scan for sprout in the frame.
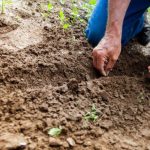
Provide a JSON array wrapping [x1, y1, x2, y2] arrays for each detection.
[[48, 127, 62, 137]]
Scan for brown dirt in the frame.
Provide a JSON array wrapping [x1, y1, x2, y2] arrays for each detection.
[[0, 0, 150, 150]]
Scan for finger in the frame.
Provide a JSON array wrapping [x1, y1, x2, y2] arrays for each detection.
[[96, 56, 107, 76], [105, 59, 116, 75], [92, 52, 97, 68]]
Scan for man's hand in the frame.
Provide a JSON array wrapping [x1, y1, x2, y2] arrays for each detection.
[[92, 0, 131, 76], [92, 35, 121, 76]]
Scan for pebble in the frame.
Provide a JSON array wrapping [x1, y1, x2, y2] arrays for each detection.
[[83, 140, 92, 146], [39, 103, 49, 112], [141, 128, 150, 139], [66, 137, 76, 147], [100, 91, 109, 102], [122, 138, 138, 147], [0, 133, 27, 150], [94, 143, 102, 150], [49, 137, 69, 148], [74, 130, 86, 136], [100, 120, 113, 130], [49, 137, 62, 146]]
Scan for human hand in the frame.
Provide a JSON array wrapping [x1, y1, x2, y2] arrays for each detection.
[[92, 35, 121, 76]]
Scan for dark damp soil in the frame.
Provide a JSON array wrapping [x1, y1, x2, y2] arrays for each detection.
[[0, 0, 150, 150]]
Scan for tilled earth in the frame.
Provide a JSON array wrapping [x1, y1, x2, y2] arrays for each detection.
[[0, 0, 150, 150]]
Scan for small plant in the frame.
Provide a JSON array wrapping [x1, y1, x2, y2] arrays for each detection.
[[82, 0, 96, 19], [40, 1, 53, 18], [47, 2, 53, 12], [1, 0, 12, 14], [59, 9, 70, 29], [71, 5, 79, 19], [84, 104, 99, 122], [48, 127, 62, 137]]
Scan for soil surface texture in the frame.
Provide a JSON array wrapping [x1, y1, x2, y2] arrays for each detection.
[[0, 0, 150, 150]]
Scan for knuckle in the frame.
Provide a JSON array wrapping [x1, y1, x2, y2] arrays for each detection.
[[92, 50, 100, 56], [111, 56, 118, 62]]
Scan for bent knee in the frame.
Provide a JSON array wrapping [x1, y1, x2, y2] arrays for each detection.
[[85, 25, 105, 47]]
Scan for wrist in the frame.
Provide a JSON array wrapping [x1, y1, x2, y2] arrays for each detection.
[[105, 21, 122, 40]]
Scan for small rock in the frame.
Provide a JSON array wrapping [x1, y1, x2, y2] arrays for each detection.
[[0, 133, 27, 150], [120, 94, 125, 100], [67, 78, 78, 93], [62, 141, 69, 148], [49, 137, 63, 146], [85, 75, 90, 80], [124, 114, 134, 120], [66, 137, 76, 147], [74, 130, 86, 136], [28, 143, 37, 150], [56, 84, 68, 93], [138, 105, 144, 112], [84, 140, 92, 146], [136, 116, 144, 123], [100, 91, 109, 102], [43, 24, 51, 31], [122, 138, 138, 147], [95, 128, 104, 137], [39, 104, 48, 112], [114, 91, 119, 98], [100, 120, 113, 130], [76, 139, 84, 144], [76, 114, 82, 122], [141, 128, 150, 139], [39, 103, 49, 112], [94, 143, 102, 150]]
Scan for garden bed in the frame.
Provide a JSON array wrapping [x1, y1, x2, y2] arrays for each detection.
[[0, 0, 150, 150]]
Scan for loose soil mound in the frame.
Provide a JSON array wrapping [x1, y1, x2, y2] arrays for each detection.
[[0, 0, 150, 150]]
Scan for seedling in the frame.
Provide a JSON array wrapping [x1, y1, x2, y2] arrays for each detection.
[[59, 9, 70, 29], [71, 6, 79, 19], [59, 9, 65, 23], [47, 2, 53, 12], [84, 104, 99, 122], [82, 0, 96, 19], [40, 1, 53, 18], [48, 127, 62, 137], [1, 0, 12, 14]]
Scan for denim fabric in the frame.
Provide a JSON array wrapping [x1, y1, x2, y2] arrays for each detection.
[[86, 0, 150, 47]]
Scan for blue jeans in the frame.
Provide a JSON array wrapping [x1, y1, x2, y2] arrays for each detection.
[[86, 0, 150, 47]]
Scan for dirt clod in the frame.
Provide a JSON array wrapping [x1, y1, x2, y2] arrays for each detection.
[[0, 0, 149, 150], [66, 137, 76, 147], [0, 133, 27, 150]]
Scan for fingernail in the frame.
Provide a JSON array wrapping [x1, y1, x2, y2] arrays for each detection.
[[106, 71, 110, 76], [102, 71, 107, 76]]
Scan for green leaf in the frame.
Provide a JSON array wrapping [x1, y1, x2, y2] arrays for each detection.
[[59, 9, 65, 22], [47, 2, 53, 12], [84, 104, 99, 122], [63, 23, 70, 29], [89, 0, 96, 5], [48, 128, 62, 137]]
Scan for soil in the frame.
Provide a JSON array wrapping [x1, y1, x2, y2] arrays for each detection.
[[0, 0, 150, 150]]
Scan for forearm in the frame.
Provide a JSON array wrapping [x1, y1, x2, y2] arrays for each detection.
[[105, 0, 131, 40]]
